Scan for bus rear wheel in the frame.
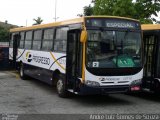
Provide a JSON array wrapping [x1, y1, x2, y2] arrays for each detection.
[[20, 63, 27, 80], [56, 75, 69, 98]]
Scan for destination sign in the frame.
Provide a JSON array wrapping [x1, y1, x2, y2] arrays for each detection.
[[106, 22, 134, 28], [86, 18, 140, 29]]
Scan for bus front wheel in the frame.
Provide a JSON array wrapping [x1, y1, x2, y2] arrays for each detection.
[[56, 75, 69, 98]]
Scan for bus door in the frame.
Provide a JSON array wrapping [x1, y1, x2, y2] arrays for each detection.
[[13, 34, 20, 68], [66, 30, 81, 91], [156, 38, 160, 78], [144, 35, 158, 79]]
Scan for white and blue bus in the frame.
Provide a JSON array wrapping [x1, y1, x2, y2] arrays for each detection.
[[9, 16, 143, 97]]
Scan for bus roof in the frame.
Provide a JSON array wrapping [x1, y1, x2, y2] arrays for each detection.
[[10, 16, 139, 33], [141, 24, 160, 31]]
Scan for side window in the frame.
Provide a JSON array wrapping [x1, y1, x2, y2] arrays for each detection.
[[54, 27, 68, 52], [32, 30, 42, 50], [24, 31, 32, 49], [19, 32, 25, 49], [42, 28, 54, 51]]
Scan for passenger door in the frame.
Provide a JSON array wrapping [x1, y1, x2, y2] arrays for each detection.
[[156, 41, 160, 78], [66, 30, 81, 91], [144, 35, 158, 78], [13, 34, 20, 68]]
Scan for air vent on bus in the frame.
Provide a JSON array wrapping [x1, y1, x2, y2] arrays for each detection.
[[117, 81, 129, 83], [101, 82, 114, 84]]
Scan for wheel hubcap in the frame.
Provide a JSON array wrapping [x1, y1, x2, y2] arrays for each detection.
[[57, 80, 63, 94], [20, 65, 23, 77]]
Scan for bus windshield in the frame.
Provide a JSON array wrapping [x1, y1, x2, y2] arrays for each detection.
[[87, 30, 142, 68]]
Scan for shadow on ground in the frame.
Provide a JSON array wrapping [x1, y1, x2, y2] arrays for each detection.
[[71, 93, 134, 107], [126, 92, 160, 102], [20, 77, 135, 106], [29, 77, 133, 106]]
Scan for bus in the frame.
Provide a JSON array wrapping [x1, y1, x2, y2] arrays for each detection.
[[9, 16, 143, 97], [141, 24, 160, 93], [0, 42, 9, 70]]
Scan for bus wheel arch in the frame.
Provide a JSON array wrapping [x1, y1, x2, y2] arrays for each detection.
[[52, 69, 61, 85], [19, 61, 22, 70], [153, 79, 160, 93]]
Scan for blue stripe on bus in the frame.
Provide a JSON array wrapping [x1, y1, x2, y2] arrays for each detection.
[[16, 49, 25, 60], [9, 49, 25, 60], [49, 56, 66, 70]]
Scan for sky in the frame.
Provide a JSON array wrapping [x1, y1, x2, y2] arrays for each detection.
[[0, 0, 92, 26]]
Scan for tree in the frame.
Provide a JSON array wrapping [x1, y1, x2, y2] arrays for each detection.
[[93, 0, 118, 15], [88, 0, 160, 23], [134, 0, 160, 23], [33, 17, 43, 25], [84, 5, 94, 16], [77, 4, 94, 17], [0, 26, 9, 42]]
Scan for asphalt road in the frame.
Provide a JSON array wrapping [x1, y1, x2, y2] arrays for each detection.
[[0, 71, 160, 115]]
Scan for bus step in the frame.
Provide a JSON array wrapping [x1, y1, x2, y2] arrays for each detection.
[[67, 89, 78, 94]]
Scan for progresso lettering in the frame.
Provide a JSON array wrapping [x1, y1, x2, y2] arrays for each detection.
[[32, 55, 50, 65]]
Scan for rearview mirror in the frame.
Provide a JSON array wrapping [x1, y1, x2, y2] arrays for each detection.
[[80, 30, 87, 43]]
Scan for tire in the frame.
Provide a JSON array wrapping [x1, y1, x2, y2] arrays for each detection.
[[19, 63, 27, 80], [56, 75, 69, 98]]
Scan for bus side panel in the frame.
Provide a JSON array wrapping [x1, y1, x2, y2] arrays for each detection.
[[18, 50, 66, 84], [23, 63, 53, 85]]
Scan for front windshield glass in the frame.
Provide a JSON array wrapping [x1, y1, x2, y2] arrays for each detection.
[[87, 30, 142, 68]]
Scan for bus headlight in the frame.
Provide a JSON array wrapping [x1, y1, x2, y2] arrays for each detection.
[[131, 79, 142, 85], [85, 80, 100, 87]]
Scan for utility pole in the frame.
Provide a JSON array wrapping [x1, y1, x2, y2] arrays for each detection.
[[53, 0, 59, 22], [55, 0, 57, 22], [26, 19, 28, 26]]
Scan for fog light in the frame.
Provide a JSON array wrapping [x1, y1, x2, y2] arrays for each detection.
[[85, 80, 100, 87]]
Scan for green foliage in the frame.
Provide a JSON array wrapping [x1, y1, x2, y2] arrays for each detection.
[[93, 0, 118, 15], [33, 17, 43, 25], [84, 5, 93, 16], [0, 26, 9, 42], [112, 0, 136, 18], [134, 0, 160, 23], [83, 0, 160, 24]]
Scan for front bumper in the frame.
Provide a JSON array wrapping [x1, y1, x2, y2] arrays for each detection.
[[78, 85, 130, 95], [78, 84, 141, 95]]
